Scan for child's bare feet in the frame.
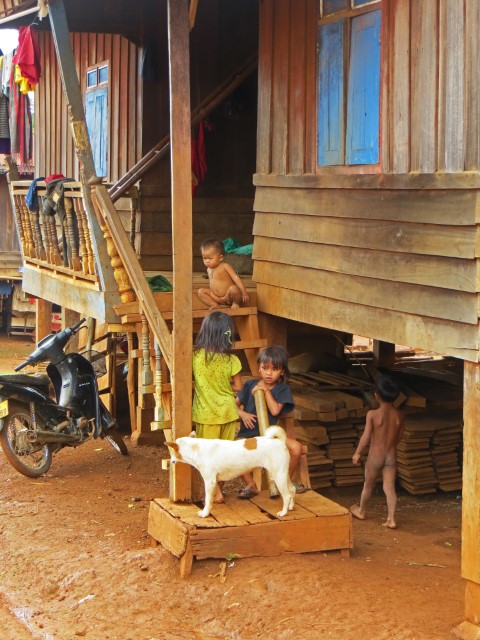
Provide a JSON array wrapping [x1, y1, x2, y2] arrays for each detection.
[[382, 519, 397, 529], [350, 504, 366, 520], [231, 302, 239, 308]]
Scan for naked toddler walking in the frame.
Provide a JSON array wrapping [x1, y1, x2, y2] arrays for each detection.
[[350, 375, 405, 529]]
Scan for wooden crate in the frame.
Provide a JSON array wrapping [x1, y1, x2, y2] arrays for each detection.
[[148, 490, 352, 576]]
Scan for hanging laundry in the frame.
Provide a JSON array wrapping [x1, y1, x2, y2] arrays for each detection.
[[8, 62, 33, 165], [25, 176, 45, 211], [0, 92, 10, 154], [12, 26, 41, 88], [191, 120, 209, 195], [14, 65, 33, 94], [1, 51, 14, 96]]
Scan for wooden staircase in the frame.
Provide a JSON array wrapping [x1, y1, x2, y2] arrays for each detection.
[[113, 277, 269, 442]]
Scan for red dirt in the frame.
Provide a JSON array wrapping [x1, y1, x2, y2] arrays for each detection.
[[0, 335, 465, 639]]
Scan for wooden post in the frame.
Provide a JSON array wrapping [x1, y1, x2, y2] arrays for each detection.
[[36, 299, 52, 342], [47, 0, 119, 298], [373, 340, 396, 369], [62, 308, 81, 350], [167, 0, 193, 502], [457, 362, 480, 637]]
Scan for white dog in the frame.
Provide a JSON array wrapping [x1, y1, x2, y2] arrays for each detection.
[[165, 426, 295, 519]]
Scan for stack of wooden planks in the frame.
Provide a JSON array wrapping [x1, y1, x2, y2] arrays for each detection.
[[289, 366, 464, 495], [431, 416, 463, 492], [290, 371, 373, 489], [396, 412, 463, 494]]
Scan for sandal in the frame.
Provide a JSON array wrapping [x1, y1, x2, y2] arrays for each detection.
[[238, 487, 259, 499], [294, 483, 307, 494]]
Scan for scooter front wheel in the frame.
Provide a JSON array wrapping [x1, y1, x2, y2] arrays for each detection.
[[0, 403, 53, 477], [103, 427, 128, 456]]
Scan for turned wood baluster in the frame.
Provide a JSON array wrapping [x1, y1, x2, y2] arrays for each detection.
[[19, 198, 37, 258], [151, 339, 171, 431], [13, 194, 28, 257], [141, 313, 154, 390], [44, 211, 63, 266], [15, 194, 36, 258], [39, 194, 63, 266], [29, 208, 47, 261], [73, 198, 95, 275], [90, 187, 136, 303], [64, 196, 82, 271]]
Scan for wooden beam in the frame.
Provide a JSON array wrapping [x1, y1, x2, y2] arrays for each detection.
[[93, 185, 172, 367], [462, 363, 480, 578], [47, 0, 120, 301], [168, 0, 193, 502], [372, 340, 396, 369], [36, 298, 52, 342], [459, 362, 480, 634], [189, 0, 199, 30]]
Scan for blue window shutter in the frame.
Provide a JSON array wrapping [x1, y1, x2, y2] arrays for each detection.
[[85, 87, 108, 177], [346, 10, 381, 165], [318, 20, 344, 166]]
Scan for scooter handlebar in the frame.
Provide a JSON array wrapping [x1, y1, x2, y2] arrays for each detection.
[[14, 359, 31, 372], [70, 318, 86, 334]]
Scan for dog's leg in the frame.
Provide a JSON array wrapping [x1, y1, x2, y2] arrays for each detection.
[[271, 468, 296, 517], [268, 475, 279, 499], [198, 478, 216, 518]]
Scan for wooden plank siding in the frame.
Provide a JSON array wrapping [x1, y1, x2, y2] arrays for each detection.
[[35, 32, 141, 183], [258, 0, 480, 177], [136, 192, 254, 271], [254, 0, 480, 361]]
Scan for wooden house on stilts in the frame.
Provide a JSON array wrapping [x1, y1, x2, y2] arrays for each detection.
[[1, 0, 480, 634]]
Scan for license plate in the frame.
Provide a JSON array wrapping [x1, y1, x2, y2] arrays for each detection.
[[0, 399, 8, 419]]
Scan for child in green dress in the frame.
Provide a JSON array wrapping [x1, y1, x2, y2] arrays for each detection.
[[192, 311, 243, 503]]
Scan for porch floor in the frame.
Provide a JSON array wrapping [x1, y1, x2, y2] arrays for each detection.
[[148, 490, 352, 576]]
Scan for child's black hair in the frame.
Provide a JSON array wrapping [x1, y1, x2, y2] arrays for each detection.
[[194, 311, 235, 359], [200, 238, 224, 255], [257, 346, 290, 381], [375, 375, 400, 403]]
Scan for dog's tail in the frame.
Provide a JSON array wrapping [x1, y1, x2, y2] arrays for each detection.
[[264, 426, 287, 442]]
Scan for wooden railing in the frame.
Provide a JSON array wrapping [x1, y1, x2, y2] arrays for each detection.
[[10, 180, 98, 283], [8, 180, 139, 299]]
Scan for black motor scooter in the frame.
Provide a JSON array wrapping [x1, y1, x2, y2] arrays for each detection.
[[0, 318, 128, 478]]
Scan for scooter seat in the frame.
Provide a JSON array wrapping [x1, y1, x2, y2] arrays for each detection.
[[0, 374, 50, 388]]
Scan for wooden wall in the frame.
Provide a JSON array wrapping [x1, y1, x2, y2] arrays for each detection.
[[138, 0, 258, 271], [0, 174, 20, 253], [35, 32, 141, 183], [256, 0, 480, 176], [253, 0, 480, 361]]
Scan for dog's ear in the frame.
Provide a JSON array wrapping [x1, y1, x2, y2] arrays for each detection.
[[189, 430, 196, 438], [164, 441, 179, 452]]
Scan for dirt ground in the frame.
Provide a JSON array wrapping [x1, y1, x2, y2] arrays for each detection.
[[0, 335, 466, 640]]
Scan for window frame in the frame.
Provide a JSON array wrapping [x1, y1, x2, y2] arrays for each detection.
[[85, 60, 110, 179], [316, 0, 384, 175]]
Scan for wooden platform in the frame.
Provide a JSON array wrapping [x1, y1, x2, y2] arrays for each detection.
[[148, 490, 352, 576]]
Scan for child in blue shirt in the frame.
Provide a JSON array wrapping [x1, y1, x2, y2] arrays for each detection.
[[235, 346, 306, 497]]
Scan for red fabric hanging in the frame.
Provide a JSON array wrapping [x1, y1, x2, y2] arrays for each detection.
[[191, 121, 207, 195], [12, 26, 41, 86]]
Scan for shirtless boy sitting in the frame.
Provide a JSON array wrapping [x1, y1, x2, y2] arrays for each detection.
[[350, 375, 405, 529], [198, 238, 249, 309]]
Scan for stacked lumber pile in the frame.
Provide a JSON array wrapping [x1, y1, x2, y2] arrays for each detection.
[[396, 417, 437, 495], [430, 415, 463, 492], [290, 371, 373, 489], [306, 450, 335, 490], [288, 363, 464, 495], [396, 412, 463, 494]]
